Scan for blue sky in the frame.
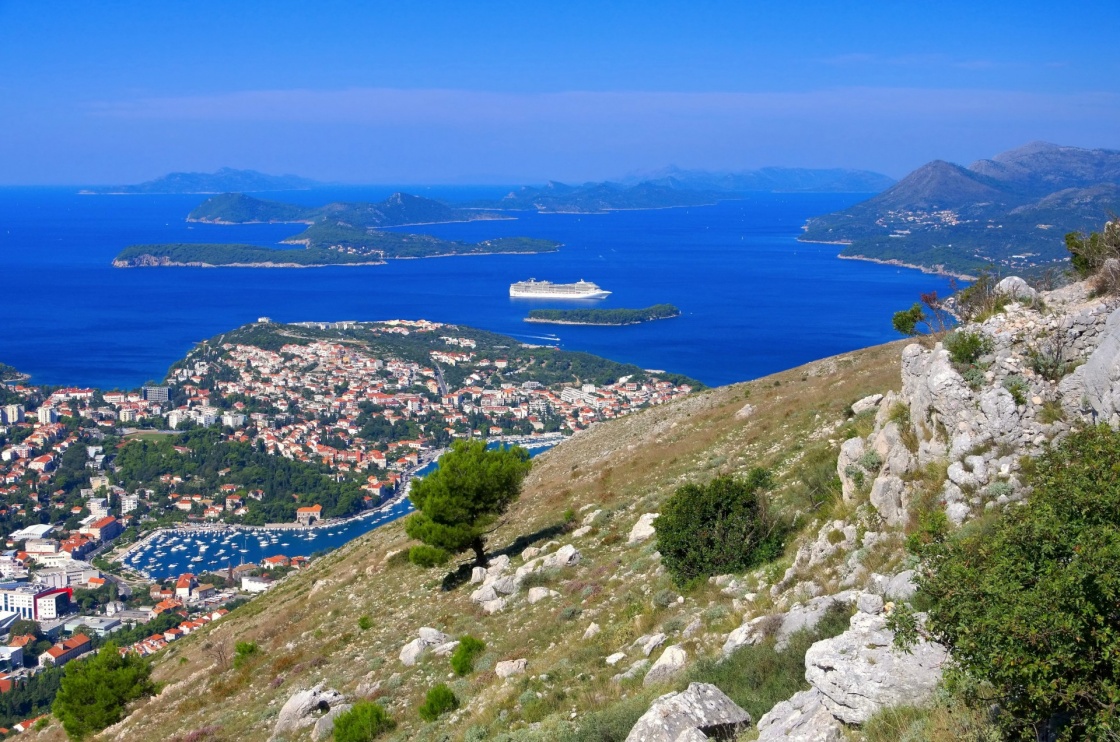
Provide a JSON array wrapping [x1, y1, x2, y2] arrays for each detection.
[[1, 0, 1118, 184]]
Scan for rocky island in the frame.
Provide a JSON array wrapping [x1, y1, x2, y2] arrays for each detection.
[[524, 304, 681, 325]]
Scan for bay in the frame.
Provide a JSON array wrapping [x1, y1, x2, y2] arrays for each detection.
[[0, 186, 953, 390]]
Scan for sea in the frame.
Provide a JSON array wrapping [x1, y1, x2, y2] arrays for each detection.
[[0, 186, 954, 390], [1, 185, 954, 576]]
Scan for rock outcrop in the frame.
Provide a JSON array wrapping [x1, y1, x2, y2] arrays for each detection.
[[755, 689, 843, 742], [399, 627, 451, 666], [643, 645, 688, 686], [271, 685, 347, 741], [625, 683, 751, 742]]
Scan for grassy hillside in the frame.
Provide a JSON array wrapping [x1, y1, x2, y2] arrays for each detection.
[[24, 339, 907, 741]]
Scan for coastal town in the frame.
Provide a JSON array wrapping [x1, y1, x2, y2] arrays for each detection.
[[0, 318, 692, 729]]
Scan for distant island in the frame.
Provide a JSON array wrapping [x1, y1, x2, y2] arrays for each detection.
[[525, 304, 681, 326], [114, 192, 554, 266], [82, 167, 320, 195], [799, 142, 1120, 276], [619, 166, 896, 193], [113, 234, 559, 268]]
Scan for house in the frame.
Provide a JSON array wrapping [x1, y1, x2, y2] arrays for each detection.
[[174, 573, 197, 600], [295, 504, 322, 526], [241, 575, 274, 593], [261, 555, 289, 568], [39, 633, 91, 667]]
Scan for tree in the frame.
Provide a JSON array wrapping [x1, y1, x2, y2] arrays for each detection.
[[915, 426, 1120, 740], [891, 303, 926, 337], [405, 440, 531, 567], [52, 641, 156, 740], [655, 470, 782, 586]]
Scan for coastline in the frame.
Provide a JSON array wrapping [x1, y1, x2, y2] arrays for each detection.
[[524, 315, 679, 327], [113, 259, 387, 269], [834, 253, 976, 281]]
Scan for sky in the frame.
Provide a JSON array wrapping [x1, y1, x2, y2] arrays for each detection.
[[2, 0, 1119, 185]]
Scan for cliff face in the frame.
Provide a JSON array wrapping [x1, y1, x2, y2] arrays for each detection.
[[28, 280, 1120, 742]]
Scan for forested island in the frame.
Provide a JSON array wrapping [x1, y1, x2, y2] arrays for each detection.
[[524, 304, 681, 325], [113, 234, 559, 267]]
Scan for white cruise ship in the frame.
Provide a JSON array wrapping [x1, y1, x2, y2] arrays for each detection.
[[509, 279, 611, 299]]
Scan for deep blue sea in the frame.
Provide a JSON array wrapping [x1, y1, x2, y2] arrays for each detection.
[[0, 186, 953, 389]]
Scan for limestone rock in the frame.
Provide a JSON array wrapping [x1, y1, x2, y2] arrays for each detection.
[[470, 584, 498, 604], [469, 566, 487, 584], [634, 633, 667, 657], [884, 570, 918, 601], [270, 684, 347, 740], [432, 641, 460, 657], [755, 689, 843, 742], [837, 437, 865, 502], [805, 612, 947, 724], [629, 513, 659, 544], [481, 598, 506, 614], [312, 703, 352, 741], [572, 525, 592, 538], [527, 586, 558, 604], [606, 652, 627, 666], [857, 593, 884, 615], [624, 683, 751, 742], [486, 554, 511, 577], [1062, 306, 1120, 427], [583, 622, 601, 640], [613, 659, 651, 683], [491, 575, 520, 595], [543, 544, 581, 568], [869, 475, 908, 526], [495, 658, 528, 679], [644, 645, 688, 686], [851, 393, 884, 416], [995, 276, 1038, 302], [735, 402, 756, 420], [399, 628, 451, 666]]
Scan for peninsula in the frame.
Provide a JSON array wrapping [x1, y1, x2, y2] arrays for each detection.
[[525, 304, 681, 325]]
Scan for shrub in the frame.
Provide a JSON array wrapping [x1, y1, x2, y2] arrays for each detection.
[[560, 606, 582, 621], [450, 635, 486, 676], [408, 544, 450, 568], [857, 449, 883, 472], [655, 470, 782, 586], [652, 589, 677, 608], [1038, 400, 1065, 424], [52, 641, 156, 740], [943, 331, 993, 367], [953, 272, 1009, 323], [358, 615, 372, 631], [233, 640, 260, 669], [892, 303, 926, 336], [418, 683, 459, 722], [915, 425, 1120, 738], [1065, 222, 1120, 284], [333, 700, 396, 742], [961, 366, 986, 391], [1001, 374, 1028, 406]]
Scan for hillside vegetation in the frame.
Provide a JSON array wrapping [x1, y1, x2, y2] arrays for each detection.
[[25, 338, 905, 741]]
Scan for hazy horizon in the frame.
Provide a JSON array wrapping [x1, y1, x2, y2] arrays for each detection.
[[2, 1, 1119, 185]]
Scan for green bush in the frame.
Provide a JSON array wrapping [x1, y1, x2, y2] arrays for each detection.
[[333, 700, 396, 742], [233, 640, 260, 669], [943, 331, 993, 366], [915, 425, 1120, 738], [655, 470, 782, 586], [408, 544, 450, 568], [450, 635, 486, 676], [857, 450, 883, 472], [358, 615, 373, 631], [52, 641, 156, 740], [892, 303, 926, 336], [418, 683, 459, 722], [1001, 374, 1028, 406]]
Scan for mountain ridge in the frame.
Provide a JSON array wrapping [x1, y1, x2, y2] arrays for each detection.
[[82, 168, 321, 195]]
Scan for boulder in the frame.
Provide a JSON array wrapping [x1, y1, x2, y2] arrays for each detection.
[[606, 652, 627, 666], [850, 393, 884, 416], [495, 658, 528, 679], [399, 628, 451, 666], [634, 633, 667, 657], [629, 513, 659, 544], [884, 570, 918, 602], [871, 422, 915, 478], [995, 276, 1038, 302], [270, 684, 347, 740], [613, 659, 651, 683], [724, 593, 860, 656], [572, 525, 592, 538], [469, 566, 487, 584], [1061, 306, 1120, 427], [624, 682, 751, 742], [857, 593, 884, 615], [644, 645, 688, 686], [481, 598, 506, 614], [527, 587, 558, 604], [486, 554, 511, 577], [805, 612, 947, 724], [312, 703, 352, 741], [543, 544, 581, 568], [583, 622, 602, 640], [470, 584, 498, 604], [491, 575, 520, 595], [755, 689, 843, 742], [432, 640, 460, 657]]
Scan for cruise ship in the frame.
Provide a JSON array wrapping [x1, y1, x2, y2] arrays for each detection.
[[509, 279, 611, 299]]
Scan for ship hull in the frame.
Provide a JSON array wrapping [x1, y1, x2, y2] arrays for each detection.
[[510, 288, 611, 299]]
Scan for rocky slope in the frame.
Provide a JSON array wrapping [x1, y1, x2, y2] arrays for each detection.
[[26, 277, 1120, 742]]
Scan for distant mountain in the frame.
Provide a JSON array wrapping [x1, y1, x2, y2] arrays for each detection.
[[799, 142, 1120, 276], [83, 168, 320, 194], [470, 180, 725, 213], [623, 166, 896, 193]]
